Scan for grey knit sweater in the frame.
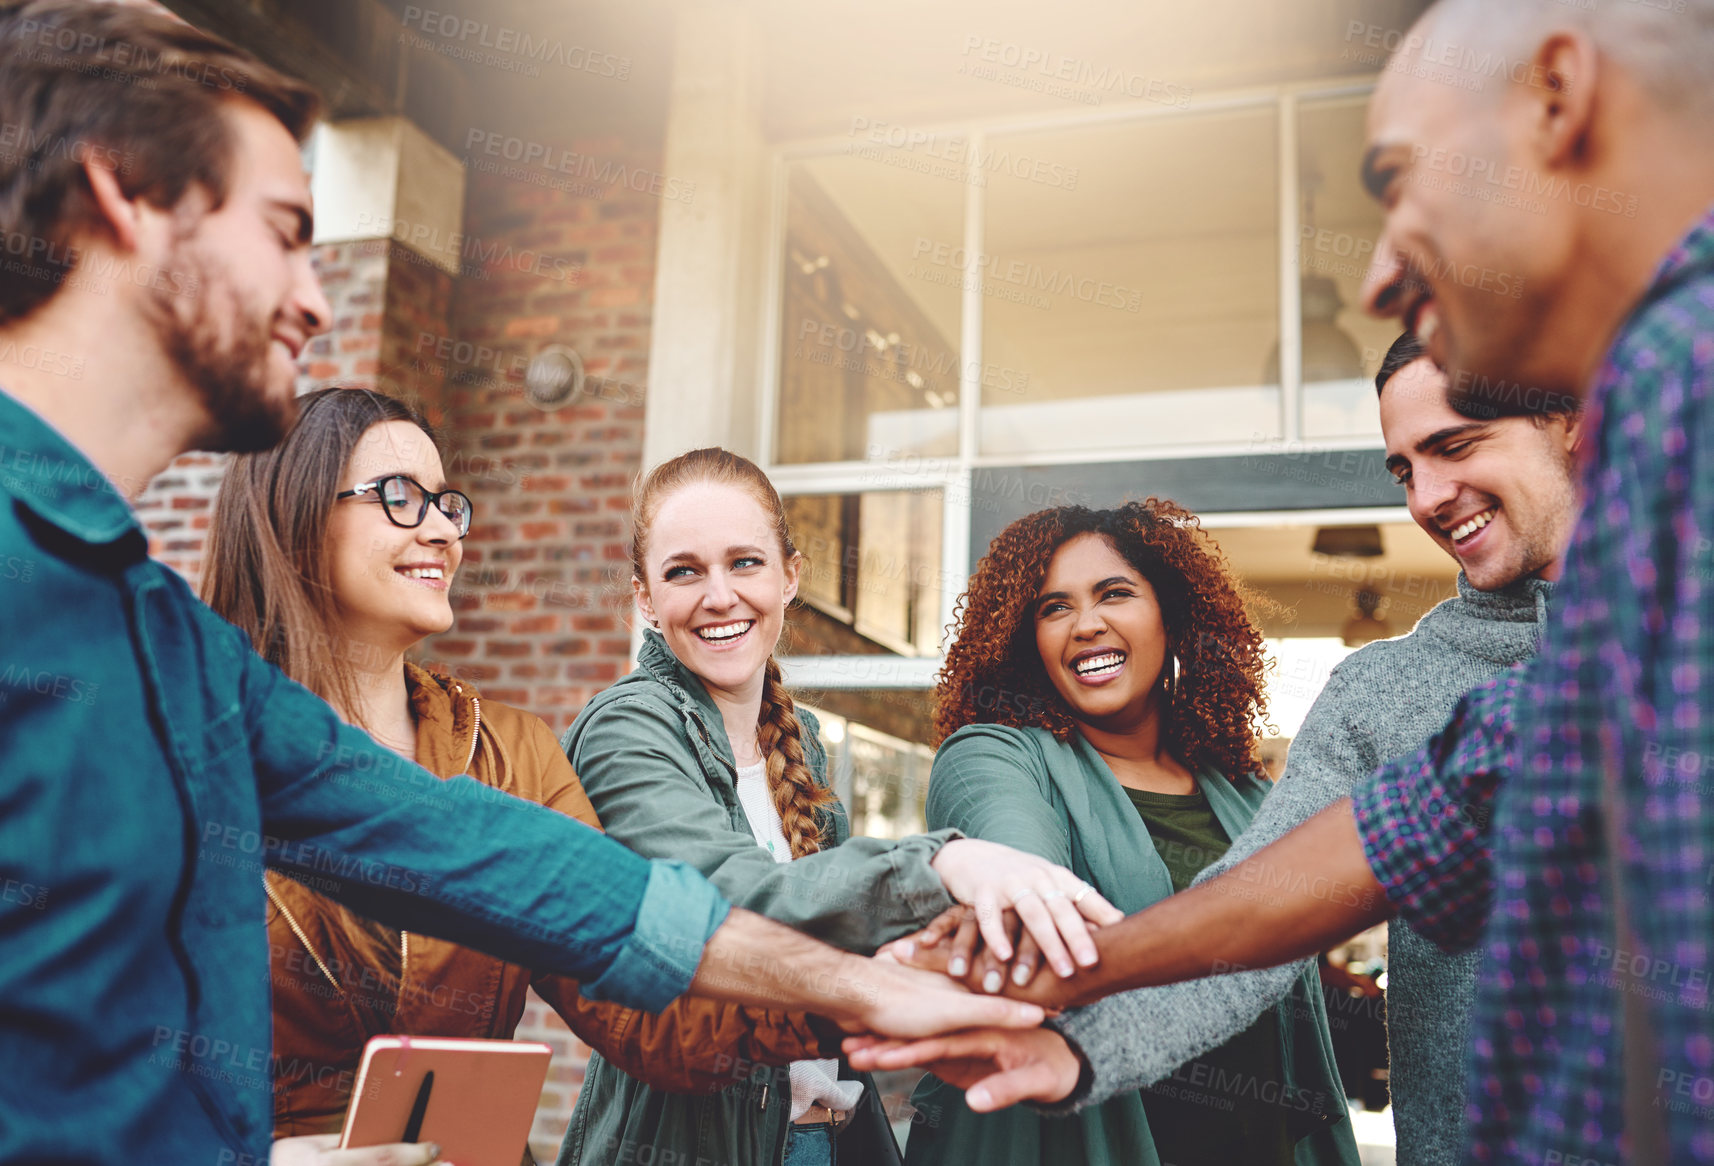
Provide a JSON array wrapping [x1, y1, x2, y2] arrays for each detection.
[[1049, 572, 1552, 1166]]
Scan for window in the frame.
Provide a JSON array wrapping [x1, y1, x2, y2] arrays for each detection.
[[768, 81, 1406, 742], [980, 107, 1281, 456], [1297, 94, 1400, 439], [775, 149, 965, 465], [785, 489, 946, 659], [802, 699, 935, 839]]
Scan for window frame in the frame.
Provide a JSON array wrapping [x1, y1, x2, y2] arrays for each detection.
[[762, 76, 1406, 691]]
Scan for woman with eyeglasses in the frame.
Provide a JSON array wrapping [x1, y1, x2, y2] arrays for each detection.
[[203, 389, 837, 1143]]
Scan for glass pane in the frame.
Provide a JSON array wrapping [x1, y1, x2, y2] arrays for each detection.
[[1297, 94, 1399, 440], [784, 489, 945, 658], [1199, 518, 1458, 758], [978, 107, 1279, 455], [776, 149, 965, 465], [799, 697, 935, 840]]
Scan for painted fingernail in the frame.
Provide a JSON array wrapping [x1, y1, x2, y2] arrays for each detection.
[[949, 957, 968, 977], [983, 970, 1003, 993], [1013, 964, 1031, 986]]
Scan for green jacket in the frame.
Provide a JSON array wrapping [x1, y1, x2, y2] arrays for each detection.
[[905, 724, 1361, 1166], [557, 631, 960, 1166]]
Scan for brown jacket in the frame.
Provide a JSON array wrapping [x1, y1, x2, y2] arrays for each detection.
[[267, 663, 830, 1137]]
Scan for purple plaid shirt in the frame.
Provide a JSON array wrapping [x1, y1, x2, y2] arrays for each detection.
[[1352, 205, 1714, 1165]]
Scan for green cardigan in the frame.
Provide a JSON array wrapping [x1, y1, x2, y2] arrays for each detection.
[[556, 631, 960, 1166], [904, 723, 1361, 1166]]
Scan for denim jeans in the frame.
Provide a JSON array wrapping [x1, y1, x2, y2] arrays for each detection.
[[783, 1122, 835, 1166]]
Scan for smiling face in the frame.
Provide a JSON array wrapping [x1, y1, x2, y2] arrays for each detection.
[[1032, 532, 1171, 733], [1382, 354, 1581, 588], [144, 100, 331, 452], [634, 481, 801, 700], [1358, 22, 1583, 403], [324, 420, 463, 654]]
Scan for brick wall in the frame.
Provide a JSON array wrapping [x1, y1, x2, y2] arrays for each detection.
[[416, 140, 659, 740]]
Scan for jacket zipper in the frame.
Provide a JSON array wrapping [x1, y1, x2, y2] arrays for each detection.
[[464, 695, 481, 772], [264, 877, 344, 997], [397, 695, 480, 1020]]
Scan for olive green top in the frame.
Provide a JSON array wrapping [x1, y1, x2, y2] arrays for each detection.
[[1124, 785, 1294, 1166], [904, 723, 1359, 1166]]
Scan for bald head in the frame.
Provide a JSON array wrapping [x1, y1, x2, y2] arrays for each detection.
[[1420, 0, 1714, 123]]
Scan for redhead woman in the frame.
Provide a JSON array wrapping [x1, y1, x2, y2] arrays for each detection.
[[557, 448, 1120, 1166], [891, 501, 1361, 1166], [203, 391, 839, 1143]]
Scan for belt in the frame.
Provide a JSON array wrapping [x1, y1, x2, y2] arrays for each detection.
[[793, 1103, 849, 1127]]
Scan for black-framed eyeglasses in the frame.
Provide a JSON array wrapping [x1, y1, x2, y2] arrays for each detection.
[[336, 475, 473, 539]]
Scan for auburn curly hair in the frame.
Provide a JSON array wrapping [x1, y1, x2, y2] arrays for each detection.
[[935, 499, 1271, 781]]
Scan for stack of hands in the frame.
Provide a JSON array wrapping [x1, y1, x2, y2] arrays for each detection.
[[838, 838, 1123, 1114], [270, 842, 1118, 1165]]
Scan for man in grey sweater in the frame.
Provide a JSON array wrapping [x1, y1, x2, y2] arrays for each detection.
[[1046, 333, 1580, 1164]]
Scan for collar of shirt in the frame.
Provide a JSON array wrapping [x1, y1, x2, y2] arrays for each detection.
[[0, 387, 141, 547]]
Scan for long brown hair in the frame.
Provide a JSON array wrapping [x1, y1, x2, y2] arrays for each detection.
[[936, 499, 1270, 780], [202, 388, 437, 730], [631, 448, 835, 858]]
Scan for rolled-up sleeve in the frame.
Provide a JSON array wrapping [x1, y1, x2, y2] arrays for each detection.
[[581, 859, 730, 1011], [1350, 666, 1522, 953]]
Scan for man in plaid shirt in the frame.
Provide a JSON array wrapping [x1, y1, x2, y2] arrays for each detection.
[[849, 2, 1714, 1161]]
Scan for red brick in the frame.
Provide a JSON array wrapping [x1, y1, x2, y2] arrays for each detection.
[[503, 315, 561, 338], [587, 286, 641, 308]]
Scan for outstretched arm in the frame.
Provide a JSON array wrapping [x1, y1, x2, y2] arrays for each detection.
[[890, 673, 1384, 1100], [897, 798, 1389, 1013], [851, 671, 1520, 1108]]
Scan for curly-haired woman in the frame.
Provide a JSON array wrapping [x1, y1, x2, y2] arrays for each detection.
[[901, 501, 1360, 1166], [556, 448, 1120, 1166]]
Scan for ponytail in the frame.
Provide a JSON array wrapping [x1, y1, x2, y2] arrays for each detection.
[[757, 656, 835, 858]]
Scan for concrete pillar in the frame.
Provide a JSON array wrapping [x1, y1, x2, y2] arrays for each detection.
[[641, 1, 769, 469], [307, 116, 465, 419]]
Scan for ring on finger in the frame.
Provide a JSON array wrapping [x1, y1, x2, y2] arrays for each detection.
[[1040, 888, 1067, 901], [1008, 887, 1041, 906], [1071, 884, 1091, 905]]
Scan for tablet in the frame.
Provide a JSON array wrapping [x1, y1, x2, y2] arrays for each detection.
[[340, 1036, 553, 1165]]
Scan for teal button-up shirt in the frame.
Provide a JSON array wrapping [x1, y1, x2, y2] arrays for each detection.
[[0, 389, 728, 1164]]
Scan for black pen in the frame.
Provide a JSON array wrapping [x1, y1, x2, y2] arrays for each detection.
[[402, 1070, 434, 1142]]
